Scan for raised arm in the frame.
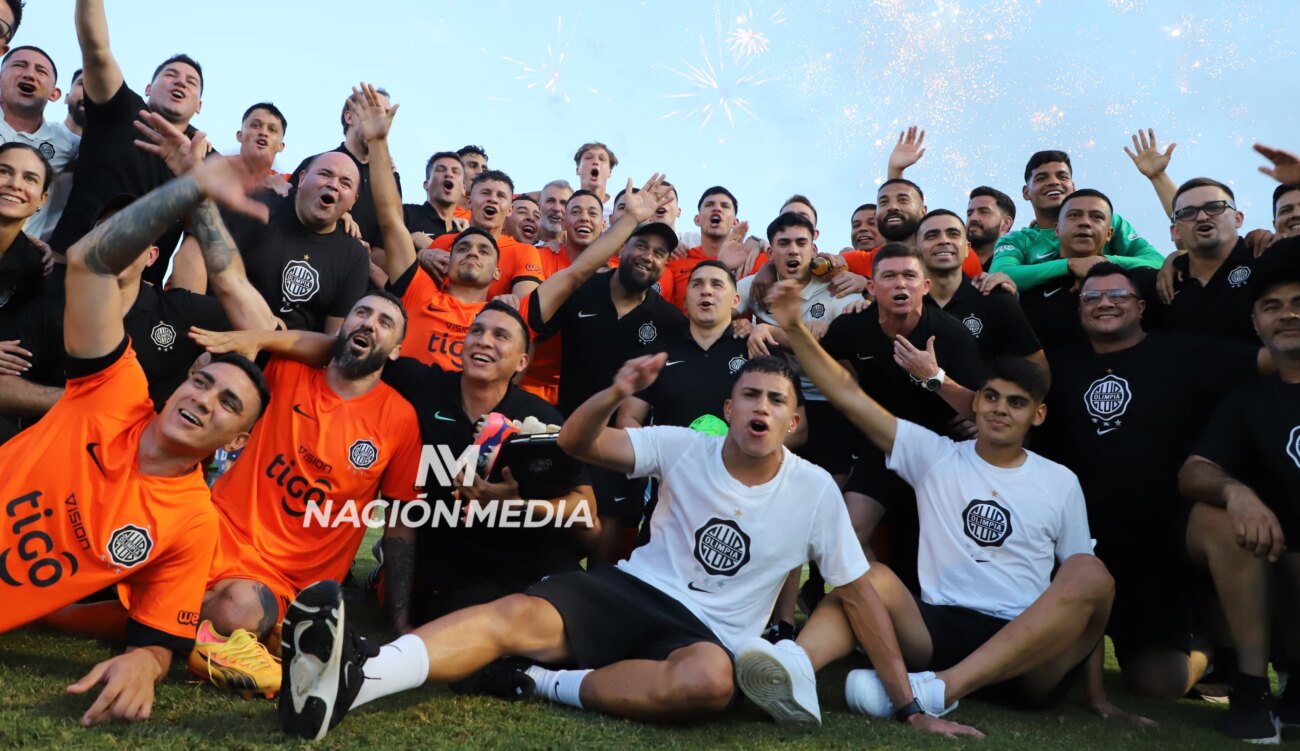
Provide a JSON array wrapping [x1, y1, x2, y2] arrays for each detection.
[[0, 376, 63, 416], [764, 280, 898, 453], [189, 326, 334, 367], [558, 352, 668, 474], [1123, 128, 1177, 220], [348, 83, 414, 282], [886, 125, 926, 180], [74, 0, 124, 105], [190, 200, 278, 331]]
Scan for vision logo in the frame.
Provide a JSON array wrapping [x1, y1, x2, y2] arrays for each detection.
[[693, 517, 751, 576], [810, 302, 826, 319], [728, 356, 747, 374], [1083, 374, 1131, 435], [962, 499, 1013, 548]]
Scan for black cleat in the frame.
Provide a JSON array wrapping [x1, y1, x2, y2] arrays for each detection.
[[1219, 696, 1281, 745], [277, 580, 380, 740], [448, 657, 536, 701]]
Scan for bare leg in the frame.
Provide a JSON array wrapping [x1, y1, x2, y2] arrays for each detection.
[[1186, 504, 1272, 679], [201, 578, 280, 639], [1121, 647, 1210, 700], [410, 593, 573, 683], [844, 491, 885, 552], [579, 642, 735, 721], [797, 563, 933, 671], [589, 518, 625, 567], [771, 567, 801, 626], [937, 554, 1114, 703]]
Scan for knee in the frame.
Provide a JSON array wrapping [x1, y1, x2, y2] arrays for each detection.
[[666, 656, 735, 713], [202, 580, 270, 634], [1121, 654, 1194, 701], [1059, 555, 1114, 605]]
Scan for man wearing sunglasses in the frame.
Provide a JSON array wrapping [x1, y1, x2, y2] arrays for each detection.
[[1035, 262, 1270, 712]]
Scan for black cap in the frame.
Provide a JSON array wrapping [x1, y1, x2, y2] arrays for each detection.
[[629, 221, 678, 252], [1253, 263, 1300, 303]]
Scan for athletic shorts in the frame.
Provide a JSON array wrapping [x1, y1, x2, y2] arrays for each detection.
[[1095, 519, 1196, 667], [590, 465, 647, 527], [796, 399, 858, 476], [526, 565, 728, 667]]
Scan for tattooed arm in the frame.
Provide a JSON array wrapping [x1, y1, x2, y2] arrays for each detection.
[[381, 520, 418, 634], [190, 200, 278, 331]]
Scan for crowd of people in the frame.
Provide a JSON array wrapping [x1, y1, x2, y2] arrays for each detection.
[[0, 0, 1298, 745]]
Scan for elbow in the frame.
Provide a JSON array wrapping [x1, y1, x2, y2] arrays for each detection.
[[1177, 456, 1206, 497]]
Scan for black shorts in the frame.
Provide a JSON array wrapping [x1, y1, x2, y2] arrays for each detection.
[[589, 465, 647, 527], [526, 565, 729, 667], [797, 399, 858, 476], [917, 598, 1011, 671], [1095, 526, 1196, 667], [845, 449, 920, 593]]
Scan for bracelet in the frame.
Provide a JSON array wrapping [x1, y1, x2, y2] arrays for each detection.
[[893, 698, 924, 723]]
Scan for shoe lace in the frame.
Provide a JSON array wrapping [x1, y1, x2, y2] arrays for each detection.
[[211, 629, 279, 672]]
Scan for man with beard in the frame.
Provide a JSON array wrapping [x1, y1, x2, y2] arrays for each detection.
[[575, 141, 616, 219], [23, 67, 83, 240], [839, 181, 983, 280], [662, 186, 768, 309], [0, 47, 78, 240], [966, 187, 1016, 271], [403, 151, 463, 242], [50, 0, 206, 285], [186, 291, 423, 698], [990, 150, 1162, 290], [537, 179, 572, 245], [508, 194, 541, 245]]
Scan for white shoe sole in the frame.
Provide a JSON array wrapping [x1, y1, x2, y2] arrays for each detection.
[[278, 582, 346, 741], [735, 644, 821, 725]]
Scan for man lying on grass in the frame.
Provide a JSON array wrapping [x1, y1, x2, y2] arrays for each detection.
[[275, 353, 978, 740]]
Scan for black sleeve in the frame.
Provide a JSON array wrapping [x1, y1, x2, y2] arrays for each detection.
[[942, 325, 987, 390], [386, 262, 419, 298], [124, 617, 193, 653], [169, 288, 231, 332], [328, 247, 370, 318], [86, 82, 142, 123], [65, 336, 129, 379], [1192, 388, 1250, 473], [381, 356, 441, 396], [988, 290, 1042, 357], [527, 288, 563, 339], [2, 296, 65, 385]]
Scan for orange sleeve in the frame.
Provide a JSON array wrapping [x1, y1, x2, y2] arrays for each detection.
[[378, 404, 424, 501], [842, 250, 874, 277], [961, 250, 983, 278], [62, 344, 153, 424], [512, 242, 545, 283], [747, 252, 770, 278], [453, 207, 471, 221], [118, 507, 219, 641]]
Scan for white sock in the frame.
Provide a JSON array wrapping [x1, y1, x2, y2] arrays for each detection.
[[352, 634, 429, 709], [526, 666, 590, 709]]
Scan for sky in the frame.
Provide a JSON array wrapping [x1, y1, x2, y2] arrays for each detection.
[[17, 0, 1300, 253]]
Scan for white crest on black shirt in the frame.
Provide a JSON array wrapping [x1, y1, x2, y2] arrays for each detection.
[[150, 321, 177, 351], [348, 439, 379, 470], [637, 322, 658, 344], [282, 259, 321, 304], [1084, 374, 1131, 435], [962, 499, 1012, 547], [1287, 425, 1300, 470], [962, 314, 984, 337], [694, 517, 751, 576], [728, 355, 747, 374], [1227, 265, 1252, 288]]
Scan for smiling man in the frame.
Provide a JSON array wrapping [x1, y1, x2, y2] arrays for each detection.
[[0, 46, 78, 235], [509, 193, 541, 245]]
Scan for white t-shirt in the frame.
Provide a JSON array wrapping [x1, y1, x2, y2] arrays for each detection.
[[0, 119, 81, 240], [619, 426, 868, 652], [735, 275, 857, 400], [887, 420, 1093, 621]]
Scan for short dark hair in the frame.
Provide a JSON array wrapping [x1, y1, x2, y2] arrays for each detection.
[[352, 288, 409, 339], [241, 102, 286, 134], [968, 185, 1016, 221], [781, 194, 818, 223], [152, 54, 204, 94], [457, 144, 488, 161], [512, 194, 539, 207], [1274, 183, 1300, 218], [765, 212, 816, 242], [566, 189, 603, 208], [982, 357, 1050, 404], [688, 259, 736, 289], [852, 202, 877, 215], [735, 356, 800, 400], [698, 186, 739, 213], [478, 299, 531, 350], [70, 67, 82, 86], [424, 151, 461, 179], [612, 186, 637, 206], [470, 169, 514, 195], [3, 45, 55, 81], [878, 178, 924, 202], [451, 226, 499, 257], [1172, 177, 1235, 210], [1023, 150, 1071, 184], [340, 86, 388, 134], [1081, 261, 1141, 298], [918, 208, 965, 234], [1060, 188, 1113, 217], [2, 1, 23, 41], [573, 141, 618, 170], [208, 352, 272, 422], [871, 242, 924, 276], [0, 141, 52, 191]]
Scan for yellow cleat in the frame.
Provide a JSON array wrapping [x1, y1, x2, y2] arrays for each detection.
[[188, 619, 281, 699]]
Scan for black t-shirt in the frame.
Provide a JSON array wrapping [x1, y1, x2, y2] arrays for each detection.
[[1036, 333, 1258, 545], [636, 325, 750, 427], [528, 270, 688, 416], [1020, 267, 1158, 350], [930, 278, 1041, 363], [1194, 374, 1300, 534], [225, 191, 369, 332], [402, 202, 458, 238], [49, 85, 195, 286], [1, 283, 229, 410], [0, 232, 44, 319], [380, 357, 587, 587], [292, 143, 400, 249]]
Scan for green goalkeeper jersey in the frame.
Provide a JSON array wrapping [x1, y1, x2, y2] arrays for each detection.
[[989, 212, 1164, 290]]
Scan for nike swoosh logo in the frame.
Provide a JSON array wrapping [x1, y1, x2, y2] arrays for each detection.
[[86, 442, 107, 477], [1096, 427, 1119, 435], [613, 496, 627, 502], [426, 304, 445, 313], [292, 404, 318, 421], [857, 355, 874, 360], [687, 582, 713, 593], [1035, 251, 1056, 260], [1042, 288, 1062, 297], [279, 305, 295, 313], [433, 411, 456, 422], [577, 312, 597, 318], [664, 361, 684, 366]]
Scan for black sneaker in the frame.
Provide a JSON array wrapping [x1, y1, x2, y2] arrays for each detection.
[[1219, 698, 1281, 745], [278, 580, 380, 740], [1279, 686, 1299, 728], [448, 657, 536, 700], [762, 620, 796, 644], [797, 570, 825, 616]]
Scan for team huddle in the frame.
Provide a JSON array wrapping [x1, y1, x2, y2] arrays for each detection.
[[1, 0, 1298, 745]]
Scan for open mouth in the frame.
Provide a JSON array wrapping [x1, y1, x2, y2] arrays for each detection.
[[573, 225, 593, 239], [1286, 218, 1300, 231], [349, 329, 373, 349], [1044, 189, 1063, 200], [170, 89, 186, 101], [784, 258, 802, 273], [698, 299, 714, 310], [319, 192, 338, 207], [709, 214, 723, 227], [883, 213, 903, 226], [590, 168, 599, 178], [16, 82, 35, 96], [655, 207, 668, 218], [443, 180, 455, 192], [0, 194, 23, 205], [178, 408, 202, 427], [483, 205, 498, 218], [747, 419, 770, 435], [891, 292, 910, 304], [468, 352, 494, 365]]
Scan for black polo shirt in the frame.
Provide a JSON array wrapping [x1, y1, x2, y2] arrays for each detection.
[[1194, 374, 1300, 536], [0, 232, 43, 319], [929, 277, 1041, 362], [1036, 333, 1258, 546], [49, 85, 196, 286], [528, 269, 688, 416], [292, 143, 400, 249], [1, 282, 229, 410], [224, 191, 369, 332], [635, 325, 750, 427], [402, 202, 458, 238], [381, 357, 587, 589]]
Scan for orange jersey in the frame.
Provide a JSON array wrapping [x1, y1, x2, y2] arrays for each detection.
[[398, 266, 487, 370], [844, 245, 983, 278], [431, 231, 545, 299], [453, 206, 471, 221], [0, 344, 217, 646], [209, 358, 422, 598], [665, 246, 768, 310]]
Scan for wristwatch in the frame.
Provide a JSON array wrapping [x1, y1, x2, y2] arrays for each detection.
[[894, 698, 925, 723], [921, 368, 946, 392]]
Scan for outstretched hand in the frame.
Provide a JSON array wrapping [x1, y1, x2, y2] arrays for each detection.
[[619, 173, 673, 225], [188, 326, 263, 360], [717, 221, 754, 274], [191, 156, 270, 222], [1254, 143, 1300, 185], [66, 648, 165, 726], [907, 713, 985, 739], [347, 82, 399, 143], [612, 352, 668, 398], [888, 125, 927, 177], [763, 279, 805, 330], [1123, 128, 1176, 179], [134, 110, 209, 177]]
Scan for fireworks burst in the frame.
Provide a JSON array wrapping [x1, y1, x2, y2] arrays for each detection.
[[660, 37, 774, 129], [725, 8, 786, 63], [502, 17, 596, 104]]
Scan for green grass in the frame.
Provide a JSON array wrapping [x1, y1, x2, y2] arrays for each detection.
[[0, 529, 1285, 750]]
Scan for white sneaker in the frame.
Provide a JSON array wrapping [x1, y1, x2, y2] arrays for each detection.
[[735, 638, 821, 725], [844, 669, 957, 718]]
